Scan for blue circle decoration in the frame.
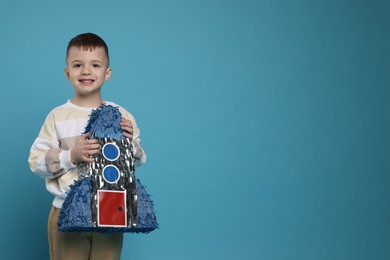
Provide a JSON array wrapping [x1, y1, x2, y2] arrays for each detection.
[[102, 165, 120, 184], [102, 143, 120, 161]]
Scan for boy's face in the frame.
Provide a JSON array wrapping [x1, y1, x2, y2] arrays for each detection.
[[65, 46, 111, 98]]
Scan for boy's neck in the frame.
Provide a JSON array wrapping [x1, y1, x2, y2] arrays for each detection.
[[70, 96, 104, 108]]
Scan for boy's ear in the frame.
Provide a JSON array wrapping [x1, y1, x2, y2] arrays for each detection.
[[105, 67, 112, 81], [64, 67, 70, 80]]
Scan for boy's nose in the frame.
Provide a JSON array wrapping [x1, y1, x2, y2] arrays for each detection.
[[81, 67, 91, 75]]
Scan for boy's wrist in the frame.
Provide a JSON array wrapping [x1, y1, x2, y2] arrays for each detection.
[[60, 149, 77, 170]]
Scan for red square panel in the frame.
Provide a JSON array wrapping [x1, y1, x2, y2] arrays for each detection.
[[97, 190, 127, 227]]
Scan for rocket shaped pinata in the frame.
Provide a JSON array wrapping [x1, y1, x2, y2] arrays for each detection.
[[58, 104, 158, 233]]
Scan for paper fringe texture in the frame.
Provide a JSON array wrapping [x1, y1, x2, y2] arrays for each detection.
[[84, 104, 124, 139]]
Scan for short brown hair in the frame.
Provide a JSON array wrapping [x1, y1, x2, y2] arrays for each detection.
[[66, 33, 109, 64]]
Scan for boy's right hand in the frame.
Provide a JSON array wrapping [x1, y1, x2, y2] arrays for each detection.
[[70, 133, 100, 164]]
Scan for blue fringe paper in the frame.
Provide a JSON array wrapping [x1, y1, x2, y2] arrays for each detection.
[[58, 178, 158, 233], [58, 177, 92, 230], [84, 104, 124, 140]]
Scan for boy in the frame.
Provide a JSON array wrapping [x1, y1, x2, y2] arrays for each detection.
[[28, 33, 146, 260]]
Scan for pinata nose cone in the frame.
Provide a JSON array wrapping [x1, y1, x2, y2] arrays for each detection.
[[84, 104, 124, 140]]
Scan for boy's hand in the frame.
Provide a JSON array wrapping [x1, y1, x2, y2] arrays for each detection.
[[121, 117, 134, 139], [70, 133, 100, 164]]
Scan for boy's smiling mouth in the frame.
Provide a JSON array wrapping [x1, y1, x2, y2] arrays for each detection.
[[79, 79, 95, 84]]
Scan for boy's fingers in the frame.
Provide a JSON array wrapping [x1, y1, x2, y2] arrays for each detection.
[[87, 144, 100, 150], [123, 131, 133, 139], [82, 154, 95, 162], [86, 139, 99, 145], [122, 125, 133, 131], [121, 118, 133, 126], [87, 149, 100, 156], [81, 132, 89, 140]]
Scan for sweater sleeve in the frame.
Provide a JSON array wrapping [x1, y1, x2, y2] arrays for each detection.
[[131, 118, 147, 167], [118, 107, 147, 167], [28, 112, 76, 179]]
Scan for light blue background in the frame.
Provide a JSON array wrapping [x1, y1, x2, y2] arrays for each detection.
[[0, 0, 389, 259]]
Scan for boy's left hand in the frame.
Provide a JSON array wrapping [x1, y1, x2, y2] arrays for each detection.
[[121, 117, 134, 139]]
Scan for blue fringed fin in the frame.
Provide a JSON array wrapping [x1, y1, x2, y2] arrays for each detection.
[[58, 177, 92, 232]]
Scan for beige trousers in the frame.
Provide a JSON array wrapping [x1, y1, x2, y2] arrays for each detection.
[[48, 207, 123, 260]]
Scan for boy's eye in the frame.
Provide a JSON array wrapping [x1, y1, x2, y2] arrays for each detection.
[[73, 64, 81, 68], [93, 64, 101, 68]]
